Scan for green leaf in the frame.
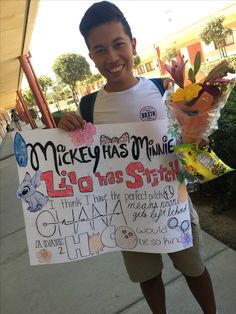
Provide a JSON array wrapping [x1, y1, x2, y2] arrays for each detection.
[[177, 170, 186, 183], [194, 51, 201, 75], [188, 68, 196, 83]]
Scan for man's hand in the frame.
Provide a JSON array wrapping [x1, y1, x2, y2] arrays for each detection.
[[58, 112, 85, 132]]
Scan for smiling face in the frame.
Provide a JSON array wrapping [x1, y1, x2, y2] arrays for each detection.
[[87, 21, 138, 92]]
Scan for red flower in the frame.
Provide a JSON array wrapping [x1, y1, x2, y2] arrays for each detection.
[[164, 57, 188, 88]]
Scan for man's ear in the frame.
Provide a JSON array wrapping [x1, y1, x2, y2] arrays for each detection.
[[131, 38, 137, 55]]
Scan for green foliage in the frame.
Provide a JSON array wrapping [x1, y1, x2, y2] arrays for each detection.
[[133, 55, 141, 68], [52, 53, 91, 87], [51, 81, 64, 102], [200, 16, 232, 44], [29, 108, 38, 119], [161, 47, 177, 63], [201, 55, 236, 75], [67, 99, 75, 105], [193, 51, 201, 76], [38, 75, 53, 95], [61, 85, 73, 99], [188, 51, 201, 83], [199, 16, 232, 58], [188, 68, 196, 83], [22, 88, 35, 107], [86, 73, 102, 84], [202, 85, 236, 211]]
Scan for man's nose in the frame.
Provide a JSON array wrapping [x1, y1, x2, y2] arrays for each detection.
[[107, 49, 119, 63]]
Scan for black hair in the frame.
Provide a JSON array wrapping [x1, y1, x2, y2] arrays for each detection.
[[79, 1, 133, 45]]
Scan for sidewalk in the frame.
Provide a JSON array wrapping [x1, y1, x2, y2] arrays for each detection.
[[0, 126, 235, 314]]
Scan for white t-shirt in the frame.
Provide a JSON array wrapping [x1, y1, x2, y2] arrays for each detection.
[[84, 77, 167, 124]]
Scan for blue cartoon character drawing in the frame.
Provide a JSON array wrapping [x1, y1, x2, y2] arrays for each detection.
[[17, 171, 48, 212]]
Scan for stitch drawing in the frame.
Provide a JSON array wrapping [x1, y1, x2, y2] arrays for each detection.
[[17, 171, 49, 212]]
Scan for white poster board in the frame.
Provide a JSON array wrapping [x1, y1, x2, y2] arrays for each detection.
[[13, 120, 192, 265]]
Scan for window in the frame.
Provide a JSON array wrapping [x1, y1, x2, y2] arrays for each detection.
[[137, 65, 145, 75], [145, 61, 155, 72], [214, 33, 234, 49], [225, 33, 234, 46]]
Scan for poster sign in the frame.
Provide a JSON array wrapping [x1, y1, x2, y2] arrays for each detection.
[[13, 120, 192, 265]]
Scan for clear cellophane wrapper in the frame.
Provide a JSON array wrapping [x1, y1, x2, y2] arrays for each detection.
[[164, 81, 235, 144], [163, 79, 235, 184]]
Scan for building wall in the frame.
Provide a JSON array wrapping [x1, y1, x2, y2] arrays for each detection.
[[150, 4, 236, 72], [135, 45, 162, 79]]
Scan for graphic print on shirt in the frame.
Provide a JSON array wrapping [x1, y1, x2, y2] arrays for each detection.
[[140, 106, 157, 121]]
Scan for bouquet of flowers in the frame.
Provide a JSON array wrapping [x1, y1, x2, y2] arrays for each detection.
[[164, 52, 235, 183]]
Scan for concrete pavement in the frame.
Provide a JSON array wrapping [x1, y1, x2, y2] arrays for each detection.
[[0, 125, 235, 314]]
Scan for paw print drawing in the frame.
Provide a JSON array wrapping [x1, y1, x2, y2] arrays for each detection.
[[16, 171, 48, 212], [115, 226, 138, 250]]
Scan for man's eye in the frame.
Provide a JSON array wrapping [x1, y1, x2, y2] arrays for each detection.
[[115, 42, 125, 48], [95, 49, 105, 55]]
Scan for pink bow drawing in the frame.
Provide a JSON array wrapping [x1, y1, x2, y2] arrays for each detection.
[[100, 132, 130, 145]]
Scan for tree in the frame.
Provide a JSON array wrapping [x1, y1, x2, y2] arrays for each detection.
[[22, 88, 35, 108], [38, 75, 53, 98], [199, 16, 232, 58], [50, 80, 71, 111], [52, 53, 91, 105], [51, 83, 63, 111], [133, 55, 141, 68], [84, 73, 103, 92], [161, 47, 177, 64], [61, 85, 73, 102]]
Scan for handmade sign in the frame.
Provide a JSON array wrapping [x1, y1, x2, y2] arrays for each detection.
[[13, 120, 192, 265]]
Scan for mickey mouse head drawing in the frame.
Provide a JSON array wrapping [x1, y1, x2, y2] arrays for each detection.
[[17, 171, 48, 212]]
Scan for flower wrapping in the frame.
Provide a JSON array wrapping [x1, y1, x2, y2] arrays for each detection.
[[164, 53, 235, 144], [164, 53, 235, 183]]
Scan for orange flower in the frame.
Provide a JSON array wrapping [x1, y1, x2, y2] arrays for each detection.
[[172, 84, 202, 102], [36, 249, 53, 264]]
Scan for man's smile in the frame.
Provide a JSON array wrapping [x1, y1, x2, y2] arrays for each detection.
[[107, 65, 124, 73]]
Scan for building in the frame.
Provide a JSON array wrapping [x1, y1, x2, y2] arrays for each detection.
[[136, 3, 236, 77]]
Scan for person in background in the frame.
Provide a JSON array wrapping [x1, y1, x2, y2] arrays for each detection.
[[6, 123, 14, 133], [11, 109, 22, 131], [58, 2, 217, 313]]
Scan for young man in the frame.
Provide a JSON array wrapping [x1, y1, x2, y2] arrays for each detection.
[[59, 2, 217, 313]]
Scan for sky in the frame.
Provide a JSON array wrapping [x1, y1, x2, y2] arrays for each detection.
[[25, 0, 235, 86]]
